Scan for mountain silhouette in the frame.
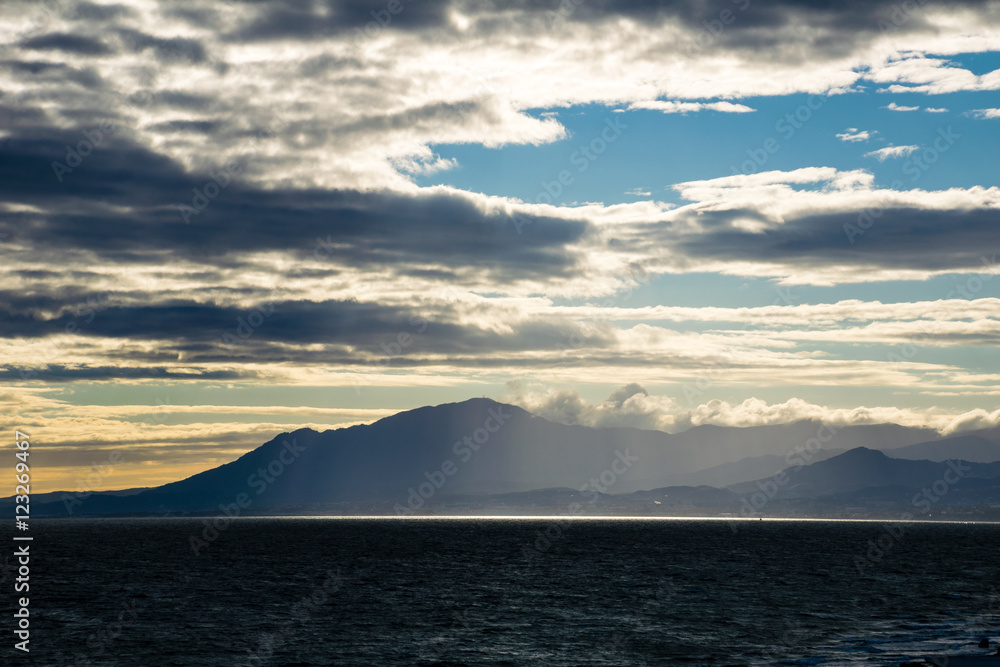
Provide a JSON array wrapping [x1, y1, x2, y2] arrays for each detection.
[[728, 447, 1000, 499], [12, 399, 1000, 517]]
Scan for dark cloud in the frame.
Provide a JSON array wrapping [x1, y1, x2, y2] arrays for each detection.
[[70, 2, 136, 21], [20, 33, 113, 56], [0, 129, 588, 280], [297, 53, 365, 77], [468, 0, 997, 61], [675, 207, 1000, 273], [1, 61, 105, 89], [145, 119, 225, 134], [0, 296, 581, 348], [230, 0, 453, 41], [0, 366, 256, 381], [220, 0, 994, 46], [483, 0, 993, 27], [0, 288, 621, 372], [151, 90, 220, 111], [115, 29, 209, 63]]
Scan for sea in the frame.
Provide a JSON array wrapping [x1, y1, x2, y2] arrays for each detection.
[[10, 517, 1000, 666]]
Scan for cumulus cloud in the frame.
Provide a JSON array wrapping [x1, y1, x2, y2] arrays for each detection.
[[505, 382, 679, 432], [884, 102, 920, 111], [969, 108, 1000, 119], [943, 408, 1000, 434], [507, 385, 1000, 435]]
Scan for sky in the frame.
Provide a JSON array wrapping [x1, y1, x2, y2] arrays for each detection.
[[2, 0, 1000, 493]]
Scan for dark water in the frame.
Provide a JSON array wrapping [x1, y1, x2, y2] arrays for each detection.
[[8, 518, 1000, 666]]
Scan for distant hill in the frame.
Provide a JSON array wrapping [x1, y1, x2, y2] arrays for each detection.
[[885, 434, 1000, 462], [665, 449, 845, 488], [728, 447, 1000, 500], [628, 485, 739, 506]]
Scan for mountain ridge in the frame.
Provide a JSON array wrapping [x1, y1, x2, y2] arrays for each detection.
[[11, 398, 1000, 518]]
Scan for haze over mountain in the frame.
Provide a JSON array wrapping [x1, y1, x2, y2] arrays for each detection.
[[15, 399, 1000, 518], [885, 433, 1000, 462], [728, 447, 1000, 500]]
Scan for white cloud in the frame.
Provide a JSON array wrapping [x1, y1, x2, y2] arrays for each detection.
[[3, 2, 996, 193], [505, 385, 1000, 435], [625, 100, 756, 114], [864, 144, 920, 161], [836, 128, 874, 142], [969, 108, 1000, 119], [625, 187, 651, 196], [884, 102, 921, 111], [539, 298, 1000, 328], [872, 56, 1000, 95], [925, 107, 949, 113]]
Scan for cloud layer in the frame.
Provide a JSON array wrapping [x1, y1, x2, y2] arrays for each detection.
[[2, 0, 999, 490]]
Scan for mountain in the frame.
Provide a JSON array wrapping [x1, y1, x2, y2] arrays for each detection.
[[728, 447, 1000, 500], [886, 434, 1000, 462], [660, 421, 938, 472], [664, 449, 846, 488], [16, 399, 997, 518], [25, 399, 680, 515]]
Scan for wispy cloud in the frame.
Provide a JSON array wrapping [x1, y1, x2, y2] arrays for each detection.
[[864, 145, 919, 161], [624, 101, 756, 114], [969, 108, 1000, 119], [884, 102, 920, 112], [836, 128, 874, 142]]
